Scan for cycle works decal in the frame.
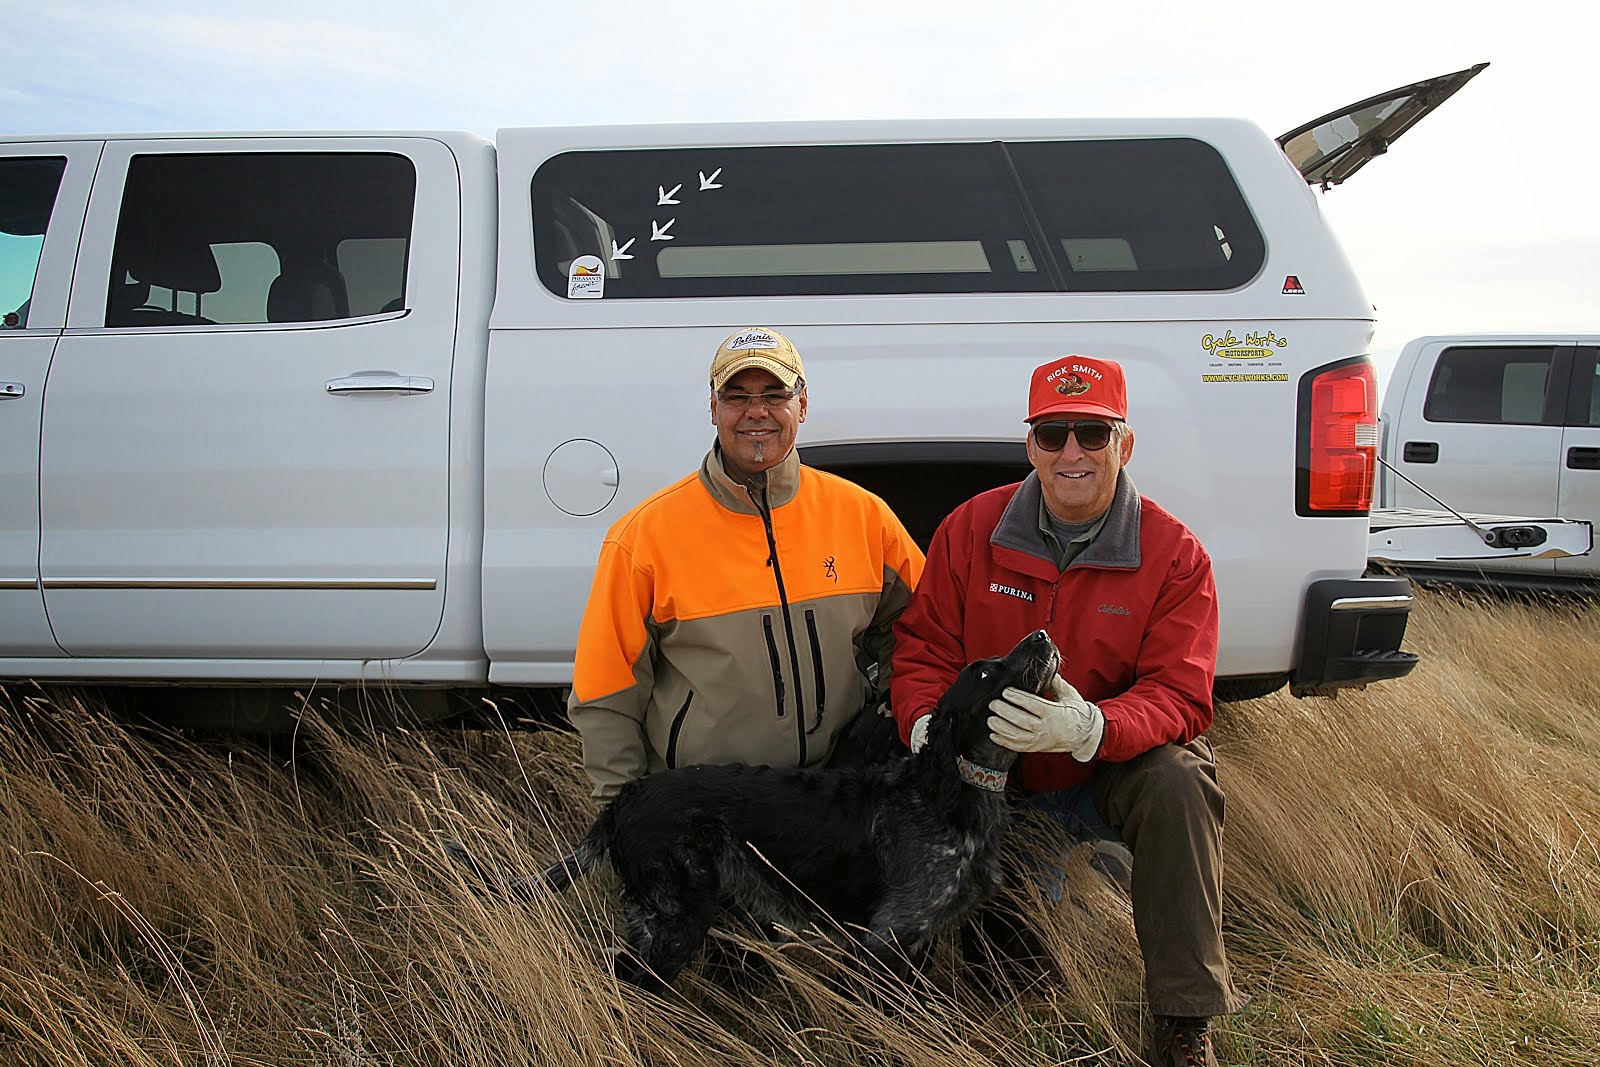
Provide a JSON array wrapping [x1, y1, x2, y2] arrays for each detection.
[[1200, 328, 1289, 384], [1201, 372, 1289, 383]]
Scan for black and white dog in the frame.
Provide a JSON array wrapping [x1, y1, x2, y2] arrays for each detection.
[[447, 630, 1059, 990]]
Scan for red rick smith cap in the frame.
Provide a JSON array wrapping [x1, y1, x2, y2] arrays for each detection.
[[1025, 356, 1128, 423]]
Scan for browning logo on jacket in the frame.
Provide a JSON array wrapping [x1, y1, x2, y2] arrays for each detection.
[[569, 448, 924, 799]]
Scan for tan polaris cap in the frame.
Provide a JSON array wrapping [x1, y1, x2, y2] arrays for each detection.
[[709, 327, 806, 392]]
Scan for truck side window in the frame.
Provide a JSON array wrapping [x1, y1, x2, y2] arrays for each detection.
[[532, 142, 1048, 299], [0, 156, 67, 330], [1005, 138, 1265, 292], [105, 153, 416, 327], [529, 137, 1265, 299], [1566, 353, 1600, 427], [1423, 346, 1556, 425]]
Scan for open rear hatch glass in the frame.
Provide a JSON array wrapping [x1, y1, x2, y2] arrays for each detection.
[[1277, 63, 1489, 188]]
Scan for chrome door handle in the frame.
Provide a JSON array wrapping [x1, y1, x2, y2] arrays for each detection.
[[326, 374, 435, 395], [0, 381, 23, 399]]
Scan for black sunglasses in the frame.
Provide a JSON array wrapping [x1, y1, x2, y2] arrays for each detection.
[[1032, 419, 1114, 453]]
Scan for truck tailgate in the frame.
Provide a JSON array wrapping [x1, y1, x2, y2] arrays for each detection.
[[1369, 507, 1593, 564]]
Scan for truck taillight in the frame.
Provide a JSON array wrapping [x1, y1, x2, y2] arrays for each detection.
[[1297, 357, 1377, 516]]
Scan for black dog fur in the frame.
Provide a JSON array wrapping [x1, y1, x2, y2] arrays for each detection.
[[447, 630, 1060, 990]]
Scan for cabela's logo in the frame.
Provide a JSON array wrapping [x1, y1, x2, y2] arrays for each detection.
[[1055, 373, 1090, 396], [1202, 329, 1289, 361]]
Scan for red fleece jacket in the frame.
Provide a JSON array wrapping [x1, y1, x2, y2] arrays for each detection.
[[891, 471, 1217, 795]]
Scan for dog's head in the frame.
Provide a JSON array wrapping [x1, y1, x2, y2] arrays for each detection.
[[926, 629, 1061, 774]]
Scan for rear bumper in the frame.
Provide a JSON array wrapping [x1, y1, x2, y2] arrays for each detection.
[[1290, 576, 1419, 697]]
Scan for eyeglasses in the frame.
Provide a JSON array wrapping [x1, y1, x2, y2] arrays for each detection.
[[717, 387, 799, 411], [1032, 419, 1115, 452]]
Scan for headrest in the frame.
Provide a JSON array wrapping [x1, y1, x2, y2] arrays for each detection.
[[126, 239, 221, 295], [268, 267, 349, 323]]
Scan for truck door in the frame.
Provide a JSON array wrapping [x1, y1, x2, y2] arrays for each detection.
[[1556, 345, 1600, 578], [0, 142, 98, 658], [40, 137, 460, 660], [1388, 342, 1569, 577]]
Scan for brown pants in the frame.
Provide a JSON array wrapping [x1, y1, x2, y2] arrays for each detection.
[[1086, 737, 1247, 1018]]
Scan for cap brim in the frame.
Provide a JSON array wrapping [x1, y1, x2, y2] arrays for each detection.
[[712, 356, 802, 392], [1027, 400, 1125, 423]]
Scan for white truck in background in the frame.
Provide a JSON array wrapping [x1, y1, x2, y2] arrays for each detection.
[[1, 67, 1529, 728], [1370, 333, 1599, 589]]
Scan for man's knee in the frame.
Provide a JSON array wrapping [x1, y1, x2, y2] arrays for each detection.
[[1145, 741, 1221, 804], [1099, 740, 1225, 832]]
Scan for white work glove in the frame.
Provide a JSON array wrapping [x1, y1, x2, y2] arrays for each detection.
[[987, 675, 1105, 762], [909, 715, 931, 754]]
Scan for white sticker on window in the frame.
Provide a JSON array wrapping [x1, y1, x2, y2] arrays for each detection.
[[567, 255, 605, 299]]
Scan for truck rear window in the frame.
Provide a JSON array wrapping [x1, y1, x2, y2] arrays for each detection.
[[530, 138, 1264, 299]]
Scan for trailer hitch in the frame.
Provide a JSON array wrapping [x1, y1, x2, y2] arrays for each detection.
[[1480, 525, 1547, 551]]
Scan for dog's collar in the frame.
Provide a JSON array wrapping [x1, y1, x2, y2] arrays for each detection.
[[956, 754, 1008, 792]]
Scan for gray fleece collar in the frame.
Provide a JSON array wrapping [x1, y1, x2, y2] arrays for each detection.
[[992, 469, 1142, 570]]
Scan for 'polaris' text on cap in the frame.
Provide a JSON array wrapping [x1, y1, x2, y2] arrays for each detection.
[[709, 327, 806, 392]]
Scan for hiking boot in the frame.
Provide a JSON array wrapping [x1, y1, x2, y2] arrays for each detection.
[[1149, 1016, 1218, 1067]]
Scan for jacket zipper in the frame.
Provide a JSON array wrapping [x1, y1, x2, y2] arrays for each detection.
[[750, 480, 808, 766], [664, 691, 694, 769], [762, 614, 786, 719], [804, 607, 826, 736]]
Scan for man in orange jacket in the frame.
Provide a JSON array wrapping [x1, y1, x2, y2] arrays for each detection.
[[891, 355, 1245, 1067], [569, 327, 925, 802]]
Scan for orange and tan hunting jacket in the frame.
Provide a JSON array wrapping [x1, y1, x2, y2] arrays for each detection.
[[569, 447, 924, 800]]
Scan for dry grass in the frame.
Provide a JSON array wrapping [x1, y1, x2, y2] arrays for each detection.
[[0, 586, 1597, 1065]]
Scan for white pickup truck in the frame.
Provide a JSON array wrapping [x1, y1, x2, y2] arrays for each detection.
[[1, 68, 1529, 726], [1371, 333, 1598, 588]]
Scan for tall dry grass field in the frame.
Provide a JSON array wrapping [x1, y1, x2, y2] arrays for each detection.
[[0, 587, 1597, 1066]]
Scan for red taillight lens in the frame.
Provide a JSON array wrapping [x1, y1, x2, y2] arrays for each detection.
[[1303, 359, 1377, 513]]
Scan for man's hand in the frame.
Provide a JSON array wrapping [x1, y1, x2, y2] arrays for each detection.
[[987, 675, 1104, 761], [909, 715, 931, 754]]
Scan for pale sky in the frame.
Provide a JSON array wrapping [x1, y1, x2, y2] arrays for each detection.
[[4, 0, 1596, 388]]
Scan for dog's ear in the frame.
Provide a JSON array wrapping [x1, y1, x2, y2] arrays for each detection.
[[925, 662, 983, 754]]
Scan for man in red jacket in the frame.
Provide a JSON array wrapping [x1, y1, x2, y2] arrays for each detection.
[[891, 356, 1245, 1067]]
